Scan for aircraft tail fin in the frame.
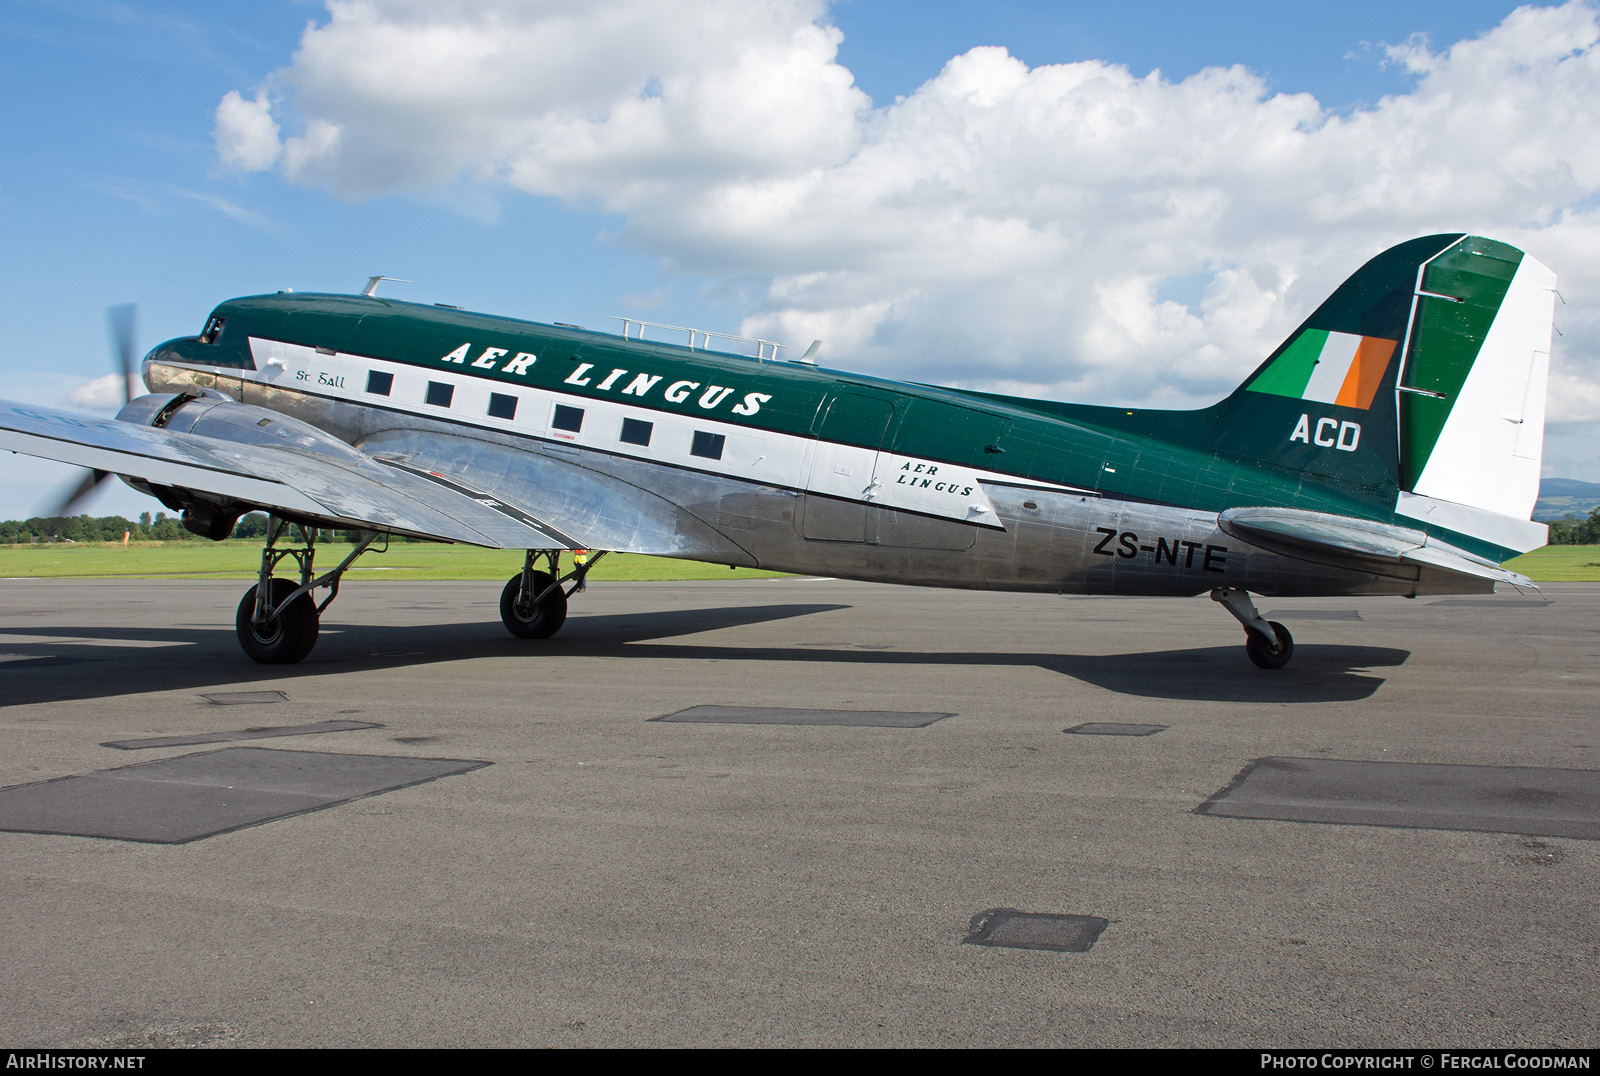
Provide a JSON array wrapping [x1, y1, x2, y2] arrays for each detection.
[[1210, 234, 1554, 558]]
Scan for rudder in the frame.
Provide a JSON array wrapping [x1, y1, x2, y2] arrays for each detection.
[[1394, 237, 1553, 553]]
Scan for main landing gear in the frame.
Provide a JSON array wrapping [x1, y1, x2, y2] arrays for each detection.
[[1211, 587, 1294, 669], [236, 518, 378, 664], [499, 548, 607, 640]]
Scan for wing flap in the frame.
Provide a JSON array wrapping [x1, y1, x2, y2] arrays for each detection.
[[1, 399, 570, 549], [1218, 506, 1533, 588]]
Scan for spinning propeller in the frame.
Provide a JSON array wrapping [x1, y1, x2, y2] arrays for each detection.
[[46, 303, 141, 518]]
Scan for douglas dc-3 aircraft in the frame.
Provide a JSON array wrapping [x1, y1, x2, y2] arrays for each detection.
[[0, 234, 1555, 668]]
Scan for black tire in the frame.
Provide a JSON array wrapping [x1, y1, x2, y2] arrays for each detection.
[[1245, 620, 1294, 669], [236, 578, 319, 664], [500, 571, 568, 639]]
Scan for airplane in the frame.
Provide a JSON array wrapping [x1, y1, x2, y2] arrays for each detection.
[[0, 233, 1554, 669]]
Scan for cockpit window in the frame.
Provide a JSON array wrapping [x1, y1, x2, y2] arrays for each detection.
[[200, 316, 226, 344]]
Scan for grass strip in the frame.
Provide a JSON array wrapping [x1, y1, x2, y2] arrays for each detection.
[[4, 540, 1596, 583], [0, 541, 790, 581]]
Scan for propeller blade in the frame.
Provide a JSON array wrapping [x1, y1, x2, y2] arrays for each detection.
[[50, 306, 141, 519], [107, 302, 137, 404], [47, 469, 111, 519]]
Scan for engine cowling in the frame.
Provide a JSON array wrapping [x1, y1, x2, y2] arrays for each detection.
[[117, 392, 369, 464], [114, 392, 369, 537]]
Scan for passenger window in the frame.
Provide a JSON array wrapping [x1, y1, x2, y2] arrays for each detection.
[[691, 431, 725, 460], [366, 371, 393, 396], [552, 404, 584, 432], [620, 417, 653, 446], [488, 393, 517, 420], [426, 381, 454, 408]]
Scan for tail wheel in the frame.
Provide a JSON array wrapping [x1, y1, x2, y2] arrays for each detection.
[[236, 578, 319, 664], [500, 571, 568, 639], [1245, 620, 1294, 670]]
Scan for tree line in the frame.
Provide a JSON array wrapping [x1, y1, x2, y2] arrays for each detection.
[[2, 512, 275, 544], [1547, 508, 1600, 545], [1, 512, 423, 545]]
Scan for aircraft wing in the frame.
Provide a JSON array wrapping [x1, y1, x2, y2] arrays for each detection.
[[0, 398, 575, 549], [352, 429, 760, 565], [1217, 506, 1534, 589]]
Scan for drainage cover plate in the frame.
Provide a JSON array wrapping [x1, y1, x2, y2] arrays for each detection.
[[653, 705, 952, 727], [198, 691, 290, 705], [0, 747, 488, 844], [1065, 722, 1167, 736], [964, 909, 1108, 953], [1198, 757, 1600, 840]]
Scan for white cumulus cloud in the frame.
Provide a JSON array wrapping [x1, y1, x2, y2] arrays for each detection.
[[217, 0, 1600, 416], [214, 90, 282, 172], [66, 374, 138, 412], [216, 0, 864, 198]]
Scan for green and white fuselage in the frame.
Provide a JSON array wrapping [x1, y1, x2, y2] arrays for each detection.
[[136, 233, 1552, 598]]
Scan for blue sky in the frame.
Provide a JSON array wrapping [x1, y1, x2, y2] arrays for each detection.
[[2, 0, 1595, 518], [829, 1, 1518, 105]]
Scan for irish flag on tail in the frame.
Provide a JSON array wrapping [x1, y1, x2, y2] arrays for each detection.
[[1246, 329, 1397, 410]]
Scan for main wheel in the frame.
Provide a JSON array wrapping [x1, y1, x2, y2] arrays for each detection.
[[236, 578, 319, 664], [500, 571, 568, 639], [1245, 620, 1294, 669]]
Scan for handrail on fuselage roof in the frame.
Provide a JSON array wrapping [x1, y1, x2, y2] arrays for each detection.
[[611, 316, 789, 363]]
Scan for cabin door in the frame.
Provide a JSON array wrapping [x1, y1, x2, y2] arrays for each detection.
[[801, 392, 895, 542]]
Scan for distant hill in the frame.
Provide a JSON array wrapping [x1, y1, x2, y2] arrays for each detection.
[[1534, 477, 1600, 521]]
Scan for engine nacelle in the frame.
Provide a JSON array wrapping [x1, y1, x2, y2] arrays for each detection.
[[114, 392, 369, 538], [116, 392, 368, 465]]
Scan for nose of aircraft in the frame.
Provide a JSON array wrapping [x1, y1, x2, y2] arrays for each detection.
[[140, 343, 175, 394], [139, 337, 201, 395]]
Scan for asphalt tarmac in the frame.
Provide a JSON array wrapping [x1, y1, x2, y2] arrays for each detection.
[[0, 577, 1596, 1048]]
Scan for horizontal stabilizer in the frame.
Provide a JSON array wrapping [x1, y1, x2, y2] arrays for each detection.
[[1218, 506, 1533, 589]]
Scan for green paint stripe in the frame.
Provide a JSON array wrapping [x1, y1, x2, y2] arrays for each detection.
[[1247, 328, 1326, 398]]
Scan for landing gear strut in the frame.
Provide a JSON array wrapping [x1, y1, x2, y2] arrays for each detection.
[[499, 548, 606, 639], [1211, 587, 1294, 669], [236, 518, 379, 664]]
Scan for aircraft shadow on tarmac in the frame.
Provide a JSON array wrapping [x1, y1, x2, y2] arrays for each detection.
[[0, 603, 846, 707], [609, 641, 1410, 703], [3, 602, 1408, 706]]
